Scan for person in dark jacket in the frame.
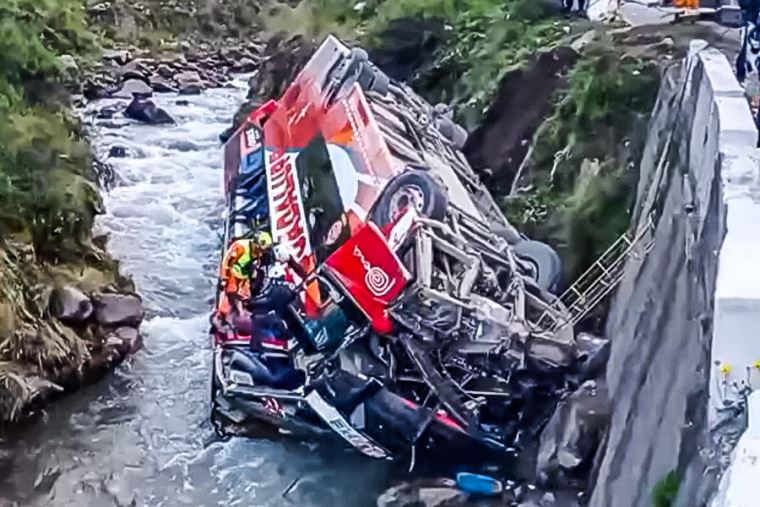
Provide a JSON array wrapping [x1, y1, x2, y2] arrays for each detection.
[[563, 0, 587, 13], [737, 0, 760, 83]]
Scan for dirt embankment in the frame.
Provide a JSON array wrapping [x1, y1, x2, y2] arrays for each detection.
[[463, 47, 579, 195]]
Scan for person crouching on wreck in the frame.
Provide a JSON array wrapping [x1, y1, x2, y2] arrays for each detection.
[[221, 231, 273, 312], [213, 231, 273, 339]]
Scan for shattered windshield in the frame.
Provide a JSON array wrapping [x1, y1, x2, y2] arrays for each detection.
[[295, 134, 350, 264]]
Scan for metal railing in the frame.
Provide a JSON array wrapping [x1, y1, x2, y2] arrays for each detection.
[[538, 215, 656, 332]]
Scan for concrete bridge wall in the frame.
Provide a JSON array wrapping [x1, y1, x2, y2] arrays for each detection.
[[589, 41, 760, 507]]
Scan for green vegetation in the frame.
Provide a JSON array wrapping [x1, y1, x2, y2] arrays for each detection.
[[0, 0, 99, 258], [358, 0, 564, 127], [505, 36, 660, 278], [263, 0, 565, 128], [0, 0, 126, 422], [652, 470, 680, 507]]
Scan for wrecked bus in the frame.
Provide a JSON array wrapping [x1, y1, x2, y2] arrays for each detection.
[[210, 35, 578, 459]]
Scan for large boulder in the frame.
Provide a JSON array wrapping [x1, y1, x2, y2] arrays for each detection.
[[50, 286, 93, 325], [92, 293, 143, 327], [175, 71, 205, 95], [115, 326, 143, 354], [125, 98, 175, 125], [102, 48, 131, 65], [537, 380, 610, 488], [232, 56, 258, 73], [112, 78, 153, 99], [574, 333, 610, 382], [149, 75, 178, 93], [249, 33, 315, 101], [377, 479, 469, 507], [83, 78, 112, 100], [155, 63, 174, 78], [57, 55, 79, 81]]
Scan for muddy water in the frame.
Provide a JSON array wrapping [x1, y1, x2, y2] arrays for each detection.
[[0, 80, 391, 506]]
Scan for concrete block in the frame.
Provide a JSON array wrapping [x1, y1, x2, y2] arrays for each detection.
[[717, 5, 744, 27], [699, 49, 747, 98], [714, 96, 757, 148]]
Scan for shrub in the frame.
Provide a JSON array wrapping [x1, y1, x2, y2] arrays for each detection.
[[505, 39, 660, 278], [0, 0, 98, 259]]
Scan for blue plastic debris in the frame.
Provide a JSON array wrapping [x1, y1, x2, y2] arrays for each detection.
[[455, 472, 503, 496]]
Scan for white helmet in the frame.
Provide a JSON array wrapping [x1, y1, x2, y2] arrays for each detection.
[[268, 263, 286, 280], [273, 243, 291, 262]]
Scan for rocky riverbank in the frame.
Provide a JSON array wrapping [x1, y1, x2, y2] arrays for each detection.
[[80, 40, 264, 101], [0, 0, 280, 423], [0, 240, 143, 423]]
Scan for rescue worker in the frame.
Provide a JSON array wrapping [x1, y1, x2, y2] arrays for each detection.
[[674, 0, 699, 8], [220, 231, 273, 310]]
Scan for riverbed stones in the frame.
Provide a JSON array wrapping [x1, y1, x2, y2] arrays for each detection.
[[536, 380, 610, 488], [149, 75, 178, 93], [102, 48, 131, 65], [92, 293, 143, 327], [115, 326, 143, 354], [108, 145, 127, 158], [58, 54, 79, 80], [125, 97, 175, 125], [155, 63, 174, 78], [377, 479, 468, 507], [50, 286, 93, 324], [574, 333, 610, 381], [113, 78, 153, 99], [176, 71, 205, 95], [83, 78, 112, 100]]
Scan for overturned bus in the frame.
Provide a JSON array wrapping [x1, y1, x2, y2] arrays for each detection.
[[210, 35, 578, 460]]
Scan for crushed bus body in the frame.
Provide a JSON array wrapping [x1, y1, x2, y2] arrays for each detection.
[[210, 35, 579, 461]]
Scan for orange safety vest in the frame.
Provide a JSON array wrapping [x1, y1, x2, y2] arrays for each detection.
[[674, 0, 698, 9]]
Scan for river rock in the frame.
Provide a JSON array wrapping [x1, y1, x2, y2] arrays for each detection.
[[574, 333, 610, 381], [57, 54, 79, 79], [92, 293, 143, 327], [536, 380, 610, 488], [102, 48, 131, 65], [249, 34, 315, 101], [377, 479, 468, 507], [115, 326, 143, 354], [113, 78, 153, 99], [83, 79, 111, 100], [155, 63, 174, 78], [125, 98, 175, 125], [149, 75, 178, 93], [96, 105, 119, 119], [50, 286, 93, 324], [232, 57, 258, 73], [176, 71, 205, 95], [108, 145, 127, 158]]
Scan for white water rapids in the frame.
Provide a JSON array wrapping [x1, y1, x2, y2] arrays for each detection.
[[0, 78, 390, 506]]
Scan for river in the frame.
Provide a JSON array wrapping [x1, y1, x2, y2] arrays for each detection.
[[0, 78, 392, 506]]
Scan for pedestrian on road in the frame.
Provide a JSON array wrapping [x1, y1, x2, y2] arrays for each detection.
[[563, 0, 587, 14], [737, 0, 760, 83]]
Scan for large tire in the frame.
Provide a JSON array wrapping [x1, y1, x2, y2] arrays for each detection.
[[333, 48, 390, 98], [371, 169, 448, 227], [513, 240, 563, 295], [431, 104, 468, 149]]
